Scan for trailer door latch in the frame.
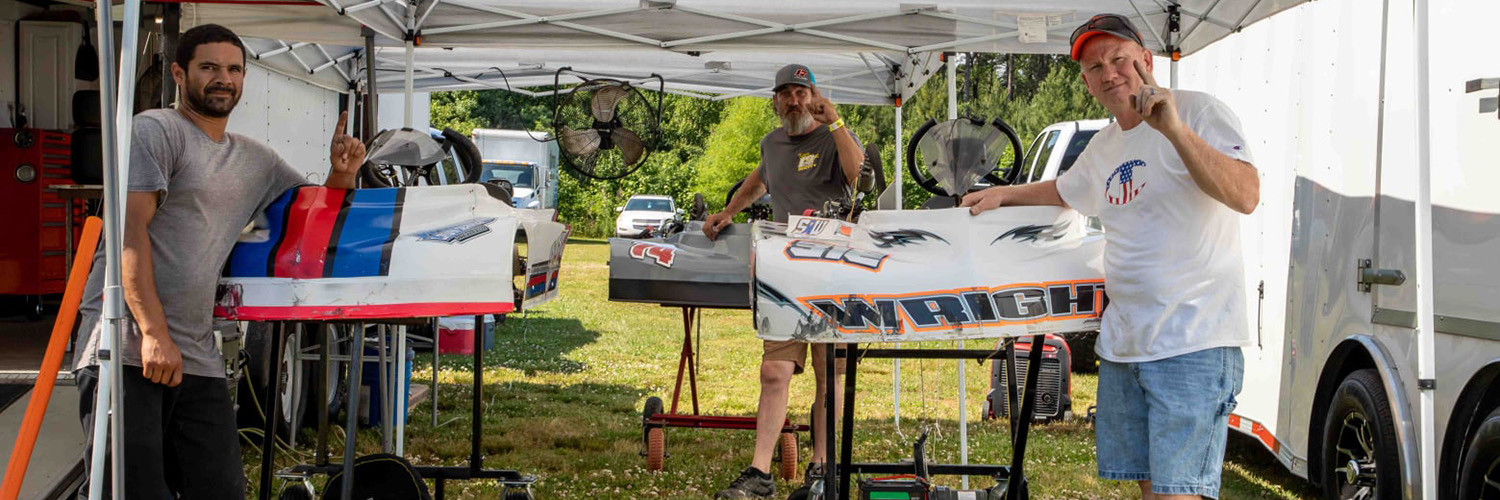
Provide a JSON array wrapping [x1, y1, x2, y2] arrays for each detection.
[[1358, 259, 1406, 293]]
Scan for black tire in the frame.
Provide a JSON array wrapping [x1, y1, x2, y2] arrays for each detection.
[[300, 325, 348, 427], [642, 396, 664, 447], [237, 323, 345, 441], [1067, 332, 1098, 374], [690, 193, 708, 221], [438, 128, 483, 184], [1459, 406, 1500, 500], [360, 161, 400, 188], [237, 322, 299, 441], [501, 486, 534, 500], [278, 483, 314, 500], [1320, 369, 1401, 500]]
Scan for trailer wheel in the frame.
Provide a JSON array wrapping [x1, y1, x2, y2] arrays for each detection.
[[1459, 406, 1500, 500], [777, 432, 799, 481], [1320, 369, 1401, 500]]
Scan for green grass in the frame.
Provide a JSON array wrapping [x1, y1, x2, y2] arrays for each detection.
[[244, 238, 1318, 499]]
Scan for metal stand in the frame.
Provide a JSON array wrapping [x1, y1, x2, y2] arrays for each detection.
[[821, 337, 1048, 500], [258, 317, 534, 500]]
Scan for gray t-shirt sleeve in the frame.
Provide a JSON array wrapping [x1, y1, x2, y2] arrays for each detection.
[[129, 114, 174, 199]]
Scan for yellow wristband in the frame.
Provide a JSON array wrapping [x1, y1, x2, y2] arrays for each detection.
[[829, 118, 845, 132]]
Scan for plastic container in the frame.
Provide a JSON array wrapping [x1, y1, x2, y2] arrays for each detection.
[[437, 316, 493, 355], [360, 343, 414, 426]]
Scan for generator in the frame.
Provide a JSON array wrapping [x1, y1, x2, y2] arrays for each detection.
[[986, 334, 1072, 422]]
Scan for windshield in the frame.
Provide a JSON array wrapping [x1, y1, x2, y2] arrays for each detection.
[[1057, 130, 1099, 175], [625, 198, 674, 212], [479, 163, 535, 188]]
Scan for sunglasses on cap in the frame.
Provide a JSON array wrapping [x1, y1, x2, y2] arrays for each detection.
[[1069, 14, 1145, 60]]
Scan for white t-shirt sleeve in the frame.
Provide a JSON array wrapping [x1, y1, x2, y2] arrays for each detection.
[[1188, 93, 1255, 166], [1054, 143, 1104, 216]]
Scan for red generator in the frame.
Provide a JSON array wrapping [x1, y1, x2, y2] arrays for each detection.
[[984, 334, 1073, 423], [0, 129, 73, 314]]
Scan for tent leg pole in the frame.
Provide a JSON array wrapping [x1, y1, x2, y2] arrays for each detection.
[[1413, 0, 1437, 499], [944, 54, 969, 488], [86, 0, 121, 496], [403, 41, 414, 129], [362, 27, 377, 143]]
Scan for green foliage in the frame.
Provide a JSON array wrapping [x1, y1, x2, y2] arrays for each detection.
[[425, 55, 1110, 235], [687, 97, 776, 212]]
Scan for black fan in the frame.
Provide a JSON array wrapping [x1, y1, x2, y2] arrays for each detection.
[[550, 68, 664, 180]]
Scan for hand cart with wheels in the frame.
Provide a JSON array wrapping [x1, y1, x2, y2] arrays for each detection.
[[637, 306, 810, 480], [609, 222, 810, 479]]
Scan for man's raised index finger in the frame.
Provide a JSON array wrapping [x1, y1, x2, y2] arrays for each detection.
[[1133, 59, 1157, 87], [335, 111, 349, 138]]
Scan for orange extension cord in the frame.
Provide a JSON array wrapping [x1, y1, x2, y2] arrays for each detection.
[[0, 216, 102, 500]]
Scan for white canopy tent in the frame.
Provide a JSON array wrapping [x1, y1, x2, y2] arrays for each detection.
[[86, 1, 1448, 500]]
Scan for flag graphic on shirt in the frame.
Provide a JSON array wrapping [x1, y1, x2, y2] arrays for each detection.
[[1106, 159, 1147, 205]]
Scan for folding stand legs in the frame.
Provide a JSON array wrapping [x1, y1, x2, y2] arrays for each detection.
[[259, 323, 285, 500], [821, 335, 1048, 500], [1005, 336, 1045, 500], [341, 324, 367, 500]]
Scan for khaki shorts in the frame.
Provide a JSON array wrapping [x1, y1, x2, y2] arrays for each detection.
[[763, 340, 849, 375]]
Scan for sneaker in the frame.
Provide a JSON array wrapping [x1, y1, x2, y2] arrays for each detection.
[[715, 467, 776, 499], [785, 463, 825, 500]]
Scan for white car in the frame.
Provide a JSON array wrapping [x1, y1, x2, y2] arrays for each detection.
[[615, 195, 680, 238], [1016, 119, 1110, 184]]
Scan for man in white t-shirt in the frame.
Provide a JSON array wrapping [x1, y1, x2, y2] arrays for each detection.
[[961, 13, 1258, 500]]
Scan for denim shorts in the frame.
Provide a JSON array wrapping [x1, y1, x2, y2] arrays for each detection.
[[1095, 346, 1244, 499]]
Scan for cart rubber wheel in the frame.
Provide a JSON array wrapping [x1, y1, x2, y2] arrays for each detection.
[[646, 427, 666, 471], [277, 483, 314, 500], [777, 432, 799, 481], [1459, 406, 1500, 500], [501, 485, 534, 500], [642, 396, 664, 451]]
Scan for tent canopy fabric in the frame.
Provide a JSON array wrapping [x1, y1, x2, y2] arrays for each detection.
[[367, 47, 932, 105], [184, 0, 1310, 106]]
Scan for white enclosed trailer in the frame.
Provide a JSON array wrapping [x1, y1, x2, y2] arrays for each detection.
[[1169, 0, 1500, 498]]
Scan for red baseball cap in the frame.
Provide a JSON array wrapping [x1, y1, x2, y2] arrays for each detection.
[[1070, 14, 1145, 61]]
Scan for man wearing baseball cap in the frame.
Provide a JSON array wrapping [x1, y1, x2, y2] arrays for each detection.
[[705, 63, 865, 500], [963, 13, 1259, 500]]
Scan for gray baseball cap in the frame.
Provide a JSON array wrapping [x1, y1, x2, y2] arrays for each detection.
[[774, 64, 815, 91]]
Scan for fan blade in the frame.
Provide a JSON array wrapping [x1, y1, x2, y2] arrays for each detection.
[[559, 126, 602, 157], [590, 85, 628, 123], [611, 128, 645, 166]]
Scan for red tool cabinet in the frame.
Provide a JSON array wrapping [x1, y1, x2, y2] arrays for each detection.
[[0, 128, 73, 295]]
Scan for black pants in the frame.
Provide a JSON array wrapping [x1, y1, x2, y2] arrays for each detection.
[[76, 366, 244, 500]]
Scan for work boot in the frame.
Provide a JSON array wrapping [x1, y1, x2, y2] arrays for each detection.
[[715, 466, 776, 499], [785, 463, 825, 500]]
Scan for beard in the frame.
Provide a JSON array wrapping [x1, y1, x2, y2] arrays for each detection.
[[778, 110, 816, 135], [184, 81, 240, 118]]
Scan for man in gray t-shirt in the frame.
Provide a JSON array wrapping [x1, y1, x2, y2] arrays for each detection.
[[706, 64, 865, 500], [73, 24, 366, 499]]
